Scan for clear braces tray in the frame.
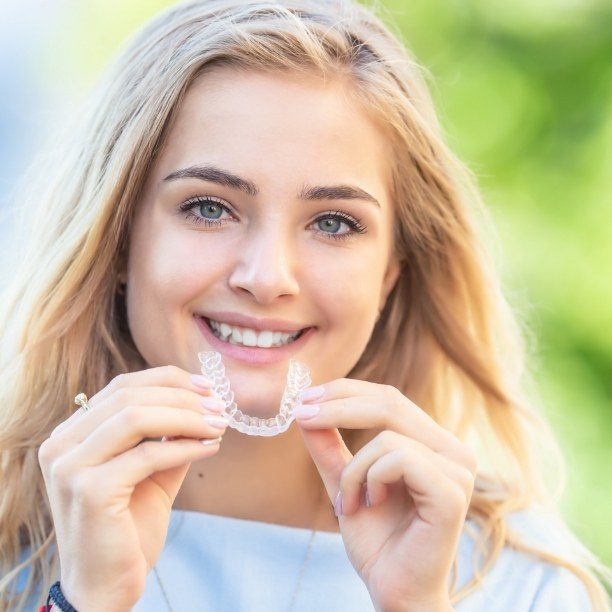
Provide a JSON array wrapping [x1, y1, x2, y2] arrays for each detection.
[[198, 351, 311, 436]]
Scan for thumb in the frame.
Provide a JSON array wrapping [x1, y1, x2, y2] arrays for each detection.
[[153, 436, 203, 503], [296, 422, 353, 505]]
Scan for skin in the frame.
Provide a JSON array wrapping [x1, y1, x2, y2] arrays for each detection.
[[120, 67, 401, 532]]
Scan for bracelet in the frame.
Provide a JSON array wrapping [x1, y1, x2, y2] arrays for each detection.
[[42, 580, 78, 612]]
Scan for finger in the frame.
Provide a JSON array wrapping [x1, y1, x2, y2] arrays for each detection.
[[78, 436, 223, 506], [90, 364, 214, 406], [51, 386, 225, 444], [52, 364, 215, 437], [365, 442, 469, 528], [67, 405, 229, 466], [296, 425, 353, 512], [336, 433, 394, 516], [299, 377, 384, 402], [339, 431, 476, 515], [296, 381, 476, 473]]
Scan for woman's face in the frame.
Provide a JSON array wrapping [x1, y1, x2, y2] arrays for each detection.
[[124, 68, 400, 416]]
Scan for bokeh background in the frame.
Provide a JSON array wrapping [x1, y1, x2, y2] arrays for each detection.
[[1, 0, 610, 566]]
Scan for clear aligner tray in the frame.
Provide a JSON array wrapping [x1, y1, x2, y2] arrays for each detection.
[[198, 351, 311, 436]]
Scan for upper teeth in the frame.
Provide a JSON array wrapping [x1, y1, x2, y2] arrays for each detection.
[[208, 318, 302, 348]]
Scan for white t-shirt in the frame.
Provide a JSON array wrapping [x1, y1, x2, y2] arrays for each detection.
[[15, 508, 594, 610]]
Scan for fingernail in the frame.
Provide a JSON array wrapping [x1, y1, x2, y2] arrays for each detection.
[[298, 385, 325, 403], [365, 490, 372, 508], [333, 491, 343, 517], [203, 415, 230, 429], [200, 397, 225, 413], [201, 436, 223, 446], [293, 404, 320, 419], [191, 374, 213, 388]]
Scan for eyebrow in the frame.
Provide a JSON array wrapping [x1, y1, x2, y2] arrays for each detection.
[[163, 164, 381, 209]]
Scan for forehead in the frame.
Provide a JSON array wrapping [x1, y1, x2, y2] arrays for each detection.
[[153, 67, 393, 204]]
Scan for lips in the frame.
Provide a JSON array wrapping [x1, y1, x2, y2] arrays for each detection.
[[196, 310, 310, 333], [194, 315, 316, 365]]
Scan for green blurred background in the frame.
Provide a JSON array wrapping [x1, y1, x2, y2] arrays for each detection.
[[32, 0, 612, 566]]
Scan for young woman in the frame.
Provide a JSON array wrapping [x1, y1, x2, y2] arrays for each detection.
[[0, 0, 609, 610]]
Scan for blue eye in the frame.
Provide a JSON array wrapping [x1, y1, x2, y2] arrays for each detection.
[[180, 197, 230, 223], [178, 196, 367, 241]]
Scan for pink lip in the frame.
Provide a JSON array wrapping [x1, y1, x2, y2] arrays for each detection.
[[197, 310, 308, 333], [194, 315, 316, 365]]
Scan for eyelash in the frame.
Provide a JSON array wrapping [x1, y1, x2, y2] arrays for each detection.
[[178, 195, 367, 241]]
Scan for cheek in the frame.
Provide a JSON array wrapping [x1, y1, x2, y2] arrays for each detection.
[[130, 223, 224, 306], [308, 267, 378, 379], [125, 226, 223, 365], [313, 247, 382, 299], [310, 254, 381, 336]]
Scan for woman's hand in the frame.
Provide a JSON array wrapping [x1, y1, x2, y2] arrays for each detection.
[[38, 365, 228, 612], [295, 379, 477, 612]]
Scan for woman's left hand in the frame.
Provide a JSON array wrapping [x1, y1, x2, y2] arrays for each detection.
[[295, 379, 477, 612]]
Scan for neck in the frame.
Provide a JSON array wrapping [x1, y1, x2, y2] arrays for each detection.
[[174, 422, 339, 532]]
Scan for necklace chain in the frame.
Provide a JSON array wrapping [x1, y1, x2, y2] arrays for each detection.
[[153, 488, 328, 612], [286, 526, 317, 612], [153, 525, 317, 612], [153, 565, 174, 611]]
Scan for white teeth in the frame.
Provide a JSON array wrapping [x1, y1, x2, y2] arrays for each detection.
[[256, 330, 274, 348], [220, 322, 233, 337], [230, 327, 243, 344], [207, 318, 302, 348], [242, 329, 257, 347]]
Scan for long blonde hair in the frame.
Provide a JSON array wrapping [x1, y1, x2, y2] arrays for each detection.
[[1, 0, 609, 609]]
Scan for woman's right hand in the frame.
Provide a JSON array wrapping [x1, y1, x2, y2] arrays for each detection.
[[38, 365, 229, 612]]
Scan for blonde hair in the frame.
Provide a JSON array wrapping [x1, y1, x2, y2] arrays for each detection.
[[0, 0, 610, 609]]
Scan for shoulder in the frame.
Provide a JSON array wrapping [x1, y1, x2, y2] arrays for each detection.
[[455, 508, 595, 611], [524, 562, 595, 611]]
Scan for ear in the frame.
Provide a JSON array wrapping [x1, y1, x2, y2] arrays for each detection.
[[378, 255, 401, 312]]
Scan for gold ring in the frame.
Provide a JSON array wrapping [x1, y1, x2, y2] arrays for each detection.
[[74, 393, 91, 412]]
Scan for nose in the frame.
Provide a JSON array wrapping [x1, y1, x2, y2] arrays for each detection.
[[228, 223, 300, 303]]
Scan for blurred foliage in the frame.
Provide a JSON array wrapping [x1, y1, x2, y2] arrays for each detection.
[[382, 0, 612, 566], [41, 0, 611, 565]]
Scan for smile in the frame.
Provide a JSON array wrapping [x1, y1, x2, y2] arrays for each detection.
[[194, 315, 315, 365], [206, 317, 306, 348]]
